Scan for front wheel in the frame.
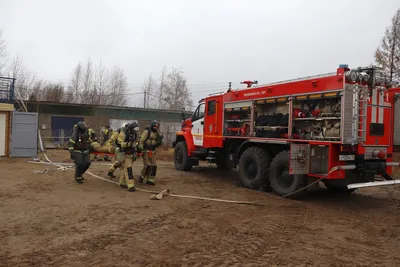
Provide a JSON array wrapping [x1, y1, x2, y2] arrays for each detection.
[[269, 151, 307, 198], [174, 141, 192, 171]]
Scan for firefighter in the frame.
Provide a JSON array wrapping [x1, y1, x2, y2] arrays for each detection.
[[102, 125, 113, 144], [138, 120, 163, 185], [88, 127, 97, 142], [86, 126, 99, 160], [68, 121, 91, 184], [107, 126, 125, 178], [116, 122, 140, 191]]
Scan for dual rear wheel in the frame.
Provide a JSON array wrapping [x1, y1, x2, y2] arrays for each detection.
[[239, 148, 307, 197], [238, 148, 356, 197]]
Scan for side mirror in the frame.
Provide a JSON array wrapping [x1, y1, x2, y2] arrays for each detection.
[[201, 121, 204, 125], [181, 108, 185, 122]]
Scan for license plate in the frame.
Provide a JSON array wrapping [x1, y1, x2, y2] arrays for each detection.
[[339, 154, 355, 161]]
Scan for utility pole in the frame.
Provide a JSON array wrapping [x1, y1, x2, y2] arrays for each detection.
[[143, 91, 147, 108]]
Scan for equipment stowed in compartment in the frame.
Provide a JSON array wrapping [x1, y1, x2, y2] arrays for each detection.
[[255, 113, 289, 127]]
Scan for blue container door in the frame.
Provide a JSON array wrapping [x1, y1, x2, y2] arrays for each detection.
[[51, 116, 84, 144]]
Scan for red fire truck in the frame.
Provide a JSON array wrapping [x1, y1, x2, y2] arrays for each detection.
[[172, 65, 400, 197]]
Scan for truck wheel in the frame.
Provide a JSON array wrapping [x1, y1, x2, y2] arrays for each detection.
[[238, 147, 270, 190], [174, 141, 192, 171], [269, 151, 307, 198]]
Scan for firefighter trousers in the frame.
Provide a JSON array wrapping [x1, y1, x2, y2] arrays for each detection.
[[119, 153, 136, 191], [108, 148, 124, 177], [140, 150, 157, 184], [71, 150, 91, 183]]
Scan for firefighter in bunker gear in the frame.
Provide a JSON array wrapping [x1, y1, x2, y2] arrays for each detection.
[[68, 121, 92, 184], [107, 127, 125, 178], [102, 125, 113, 144], [116, 122, 140, 191], [138, 120, 163, 185], [85, 126, 98, 160]]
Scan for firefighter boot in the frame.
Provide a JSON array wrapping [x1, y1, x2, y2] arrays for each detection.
[[74, 164, 84, 184], [119, 172, 127, 189], [147, 166, 157, 185], [127, 167, 136, 192], [107, 161, 120, 178], [140, 165, 151, 184]]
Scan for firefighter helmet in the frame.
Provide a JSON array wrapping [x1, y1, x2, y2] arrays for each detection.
[[77, 121, 87, 131], [126, 121, 139, 133], [150, 120, 160, 131]]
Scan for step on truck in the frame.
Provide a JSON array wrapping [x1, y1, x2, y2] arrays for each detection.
[[172, 65, 400, 197]]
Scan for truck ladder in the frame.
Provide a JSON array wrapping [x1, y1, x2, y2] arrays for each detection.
[[351, 84, 368, 144]]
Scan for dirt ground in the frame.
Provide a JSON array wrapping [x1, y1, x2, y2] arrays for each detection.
[[1, 150, 400, 267]]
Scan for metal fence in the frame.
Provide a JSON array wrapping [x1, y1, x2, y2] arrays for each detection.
[[40, 122, 181, 149], [0, 77, 15, 103]]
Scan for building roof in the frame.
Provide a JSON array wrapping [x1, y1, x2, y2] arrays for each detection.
[[23, 100, 193, 115]]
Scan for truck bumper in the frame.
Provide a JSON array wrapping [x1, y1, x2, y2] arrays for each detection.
[[348, 179, 400, 189], [347, 161, 400, 189]]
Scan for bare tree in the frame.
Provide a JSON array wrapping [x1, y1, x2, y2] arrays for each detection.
[[375, 8, 400, 84], [108, 67, 128, 106], [65, 62, 83, 103], [162, 68, 193, 110], [0, 30, 7, 75], [8, 56, 35, 100], [141, 74, 156, 108], [81, 58, 94, 104], [157, 66, 167, 109], [28, 80, 45, 101], [93, 59, 110, 105], [42, 83, 65, 102]]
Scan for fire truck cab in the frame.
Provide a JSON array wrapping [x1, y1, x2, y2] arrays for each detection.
[[172, 65, 400, 197]]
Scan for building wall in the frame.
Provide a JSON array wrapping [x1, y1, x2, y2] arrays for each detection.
[[23, 102, 192, 148], [0, 103, 13, 156]]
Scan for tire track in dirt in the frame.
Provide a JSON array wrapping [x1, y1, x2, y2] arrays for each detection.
[[356, 216, 400, 266], [176, 210, 307, 266], [11, 201, 204, 267]]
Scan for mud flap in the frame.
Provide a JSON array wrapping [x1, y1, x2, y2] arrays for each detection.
[[227, 153, 236, 169]]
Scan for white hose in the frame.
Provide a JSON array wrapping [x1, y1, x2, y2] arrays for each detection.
[[34, 131, 261, 205]]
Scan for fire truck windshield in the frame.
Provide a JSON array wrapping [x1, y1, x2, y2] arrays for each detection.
[[192, 103, 205, 121]]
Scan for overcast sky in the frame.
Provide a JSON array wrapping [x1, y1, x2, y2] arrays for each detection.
[[1, 0, 399, 108]]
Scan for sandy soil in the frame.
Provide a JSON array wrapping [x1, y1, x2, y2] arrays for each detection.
[[1, 150, 400, 267]]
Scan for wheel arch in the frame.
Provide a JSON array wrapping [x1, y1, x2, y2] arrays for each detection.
[[173, 131, 195, 155], [236, 140, 288, 161]]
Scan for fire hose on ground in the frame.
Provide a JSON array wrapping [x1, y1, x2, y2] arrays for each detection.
[[35, 130, 262, 205], [35, 131, 389, 202]]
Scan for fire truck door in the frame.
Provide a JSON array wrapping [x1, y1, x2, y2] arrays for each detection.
[[191, 103, 205, 146]]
